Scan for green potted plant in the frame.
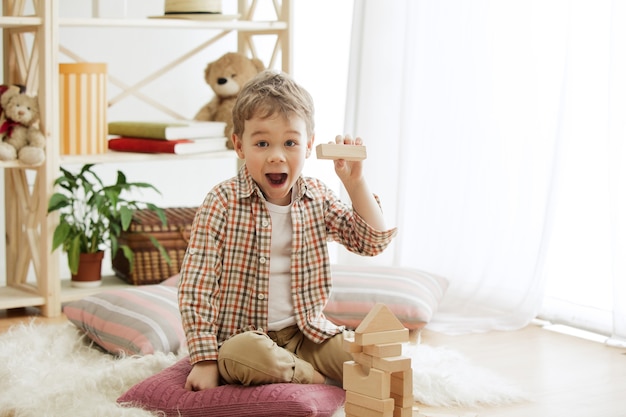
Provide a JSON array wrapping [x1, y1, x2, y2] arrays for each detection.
[[47, 163, 169, 287]]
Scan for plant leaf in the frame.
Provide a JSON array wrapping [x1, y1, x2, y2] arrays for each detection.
[[68, 235, 82, 275], [120, 206, 133, 230], [47, 193, 71, 212], [147, 234, 172, 265], [119, 245, 135, 271], [51, 222, 71, 251]]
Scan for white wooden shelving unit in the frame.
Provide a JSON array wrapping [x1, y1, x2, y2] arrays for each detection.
[[1, 0, 292, 317]]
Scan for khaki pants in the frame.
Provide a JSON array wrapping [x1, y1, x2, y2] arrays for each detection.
[[217, 325, 352, 386]]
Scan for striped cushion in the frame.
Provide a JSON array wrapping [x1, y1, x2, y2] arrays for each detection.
[[324, 264, 449, 330], [65, 264, 447, 356], [63, 285, 185, 356]]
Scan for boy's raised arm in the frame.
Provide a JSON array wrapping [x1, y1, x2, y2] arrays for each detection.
[[328, 135, 387, 231]]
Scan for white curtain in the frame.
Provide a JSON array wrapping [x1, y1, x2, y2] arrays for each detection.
[[608, 0, 626, 345], [343, 0, 626, 341]]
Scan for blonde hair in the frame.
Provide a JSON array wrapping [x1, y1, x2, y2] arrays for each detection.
[[232, 70, 315, 137]]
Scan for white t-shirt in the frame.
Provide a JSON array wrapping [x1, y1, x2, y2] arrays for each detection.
[[265, 200, 297, 330]]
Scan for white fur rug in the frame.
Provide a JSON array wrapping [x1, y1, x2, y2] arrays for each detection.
[[0, 322, 527, 416]]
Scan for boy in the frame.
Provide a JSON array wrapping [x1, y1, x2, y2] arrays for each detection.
[[179, 70, 397, 391]]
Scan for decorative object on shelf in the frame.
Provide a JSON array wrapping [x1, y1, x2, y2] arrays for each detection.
[[164, 0, 222, 15], [0, 83, 25, 125], [59, 63, 107, 155], [0, 85, 46, 165], [149, 14, 239, 22], [150, 0, 239, 22], [47, 163, 170, 287], [112, 207, 198, 285], [71, 251, 105, 288], [108, 119, 226, 140], [194, 52, 265, 149], [108, 136, 227, 155]]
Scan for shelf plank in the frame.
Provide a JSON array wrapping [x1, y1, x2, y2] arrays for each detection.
[[59, 275, 133, 303], [0, 286, 45, 310], [59, 18, 287, 31], [59, 149, 237, 165], [0, 161, 44, 169]]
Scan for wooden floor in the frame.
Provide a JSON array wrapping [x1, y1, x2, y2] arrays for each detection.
[[1, 309, 625, 417], [0, 307, 69, 332], [418, 323, 626, 417]]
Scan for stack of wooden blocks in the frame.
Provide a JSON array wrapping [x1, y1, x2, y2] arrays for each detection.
[[343, 303, 415, 417]]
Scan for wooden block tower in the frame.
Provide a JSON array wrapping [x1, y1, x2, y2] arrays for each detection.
[[343, 303, 414, 417]]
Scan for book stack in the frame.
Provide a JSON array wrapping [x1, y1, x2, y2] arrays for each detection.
[[108, 120, 229, 155]]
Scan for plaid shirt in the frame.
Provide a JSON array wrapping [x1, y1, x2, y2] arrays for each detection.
[[179, 166, 397, 364]]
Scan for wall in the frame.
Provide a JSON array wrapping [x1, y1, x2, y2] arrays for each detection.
[[0, 0, 354, 283]]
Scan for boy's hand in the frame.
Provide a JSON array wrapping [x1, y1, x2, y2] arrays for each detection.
[[332, 135, 364, 186], [330, 134, 387, 231], [185, 360, 219, 391]]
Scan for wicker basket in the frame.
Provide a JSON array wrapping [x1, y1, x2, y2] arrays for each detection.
[[112, 207, 198, 285]]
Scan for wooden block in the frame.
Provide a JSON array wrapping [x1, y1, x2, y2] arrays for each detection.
[[343, 361, 391, 399], [391, 368, 411, 382], [373, 355, 412, 373], [345, 402, 393, 417], [346, 392, 395, 413], [363, 342, 403, 358], [391, 391, 414, 408], [353, 352, 411, 372], [391, 368, 414, 407], [391, 394, 415, 407], [355, 303, 406, 334], [343, 334, 363, 353], [355, 328, 410, 346], [394, 405, 413, 417], [316, 143, 367, 161], [391, 368, 413, 398], [390, 381, 414, 408], [353, 351, 373, 368]]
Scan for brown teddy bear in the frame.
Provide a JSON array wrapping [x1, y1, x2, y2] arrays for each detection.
[[194, 52, 265, 149], [0, 86, 46, 165], [0, 84, 24, 128]]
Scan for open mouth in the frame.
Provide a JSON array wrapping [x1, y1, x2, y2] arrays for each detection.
[[266, 173, 288, 185]]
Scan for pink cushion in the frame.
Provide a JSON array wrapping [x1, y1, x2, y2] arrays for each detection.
[[118, 357, 345, 417]]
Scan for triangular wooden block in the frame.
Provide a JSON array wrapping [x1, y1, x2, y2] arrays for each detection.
[[355, 303, 406, 334]]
